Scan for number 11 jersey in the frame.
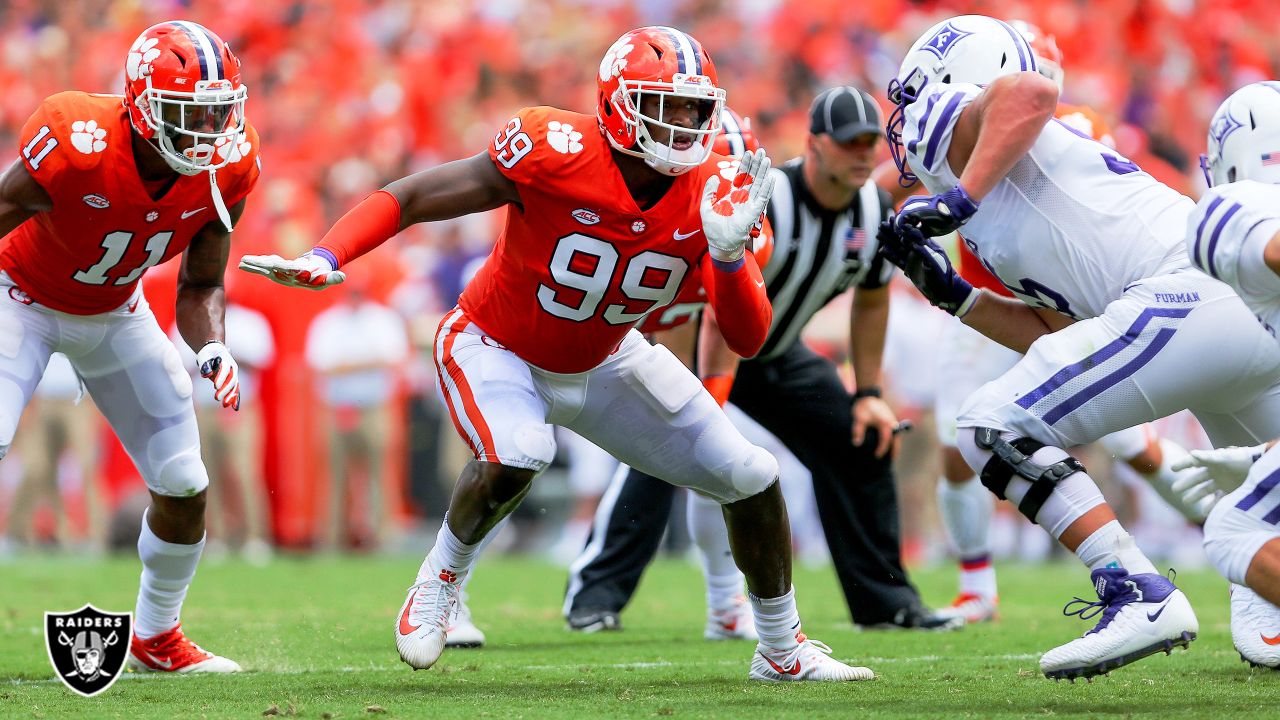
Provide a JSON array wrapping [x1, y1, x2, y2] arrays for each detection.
[[461, 106, 737, 373], [2, 91, 260, 314]]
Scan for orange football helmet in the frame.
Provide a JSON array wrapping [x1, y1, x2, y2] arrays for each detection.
[[712, 107, 761, 157], [596, 26, 726, 176], [124, 21, 247, 176]]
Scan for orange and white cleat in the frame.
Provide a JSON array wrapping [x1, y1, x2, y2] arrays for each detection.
[[749, 634, 875, 682], [395, 567, 464, 670], [937, 593, 999, 624], [705, 595, 758, 641], [127, 624, 242, 673]]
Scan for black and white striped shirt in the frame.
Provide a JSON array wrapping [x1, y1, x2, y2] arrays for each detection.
[[755, 158, 893, 362]]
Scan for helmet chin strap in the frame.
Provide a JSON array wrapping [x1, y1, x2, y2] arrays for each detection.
[[209, 169, 233, 233]]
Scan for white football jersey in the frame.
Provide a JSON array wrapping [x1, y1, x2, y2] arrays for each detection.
[[1188, 181, 1280, 339], [904, 83, 1193, 319]]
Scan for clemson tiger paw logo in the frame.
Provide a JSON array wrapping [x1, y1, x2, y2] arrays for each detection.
[[439, 569, 458, 583], [214, 133, 252, 163], [716, 159, 740, 181], [70, 121, 107, 154], [126, 37, 161, 81], [599, 39, 634, 82], [547, 121, 583, 154]]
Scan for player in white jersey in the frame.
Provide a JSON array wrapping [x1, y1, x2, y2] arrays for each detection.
[[1178, 81, 1280, 669], [877, 14, 1280, 680]]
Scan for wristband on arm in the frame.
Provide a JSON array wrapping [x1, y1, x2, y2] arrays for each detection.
[[702, 374, 735, 407]]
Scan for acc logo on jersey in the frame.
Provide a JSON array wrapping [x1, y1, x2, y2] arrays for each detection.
[[922, 22, 973, 60], [547, 121, 584, 154], [572, 208, 600, 225], [82, 194, 110, 209], [70, 121, 107, 154]]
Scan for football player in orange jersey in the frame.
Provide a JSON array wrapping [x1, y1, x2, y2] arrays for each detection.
[[0, 21, 259, 673], [243, 27, 872, 681]]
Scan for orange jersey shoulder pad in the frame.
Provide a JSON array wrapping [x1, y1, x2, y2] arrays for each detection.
[[1056, 103, 1114, 147], [213, 122, 262, 207], [488, 106, 606, 187], [18, 92, 124, 186]]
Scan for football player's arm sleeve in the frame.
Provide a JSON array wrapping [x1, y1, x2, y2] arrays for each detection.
[[700, 252, 771, 358], [315, 153, 518, 269]]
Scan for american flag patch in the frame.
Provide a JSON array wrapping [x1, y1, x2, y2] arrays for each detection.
[[1263, 152, 1280, 167], [845, 227, 867, 252]]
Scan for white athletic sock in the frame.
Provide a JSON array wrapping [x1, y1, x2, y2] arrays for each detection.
[[134, 508, 205, 639], [749, 586, 801, 651], [1074, 519, 1158, 575], [417, 515, 482, 584], [687, 491, 743, 611], [937, 475, 994, 559]]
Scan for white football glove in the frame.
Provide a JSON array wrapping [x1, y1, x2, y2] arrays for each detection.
[[1170, 444, 1267, 502], [196, 341, 241, 411], [700, 148, 776, 264], [238, 252, 346, 290]]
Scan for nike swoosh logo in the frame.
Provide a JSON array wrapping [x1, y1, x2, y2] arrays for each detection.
[[1262, 633, 1280, 646], [181, 207, 208, 219], [143, 651, 173, 669], [399, 588, 421, 635], [673, 228, 700, 241], [762, 654, 801, 676], [1147, 599, 1172, 622], [755, 279, 765, 288]]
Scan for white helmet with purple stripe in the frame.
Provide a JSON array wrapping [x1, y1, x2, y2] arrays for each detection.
[[1201, 81, 1280, 188], [886, 14, 1039, 185]]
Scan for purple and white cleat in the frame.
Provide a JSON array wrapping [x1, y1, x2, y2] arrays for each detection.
[[1040, 568, 1197, 681]]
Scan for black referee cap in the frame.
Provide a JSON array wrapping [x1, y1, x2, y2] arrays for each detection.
[[808, 86, 883, 142]]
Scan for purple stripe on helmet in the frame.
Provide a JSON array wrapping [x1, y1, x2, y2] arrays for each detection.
[[1205, 201, 1243, 279], [1042, 326, 1176, 425], [1016, 307, 1190, 411], [906, 92, 943, 155], [662, 27, 688, 74], [1236, 467, 1280, 512], [192, 23, 226, 80], [171, 22, 209, 81], [680, 30, 703, 75], [994, 19, 1036, 73], [923, 92, 964, 170], [1192, 195, 1226, 273]]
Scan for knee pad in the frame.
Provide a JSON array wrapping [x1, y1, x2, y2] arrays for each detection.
[[510, 422, 556, 473], [1204, 500, 1278, 585], [149, 447, 210, 497], [727, 444, 780, 502], [971, 427, 1086, 523]]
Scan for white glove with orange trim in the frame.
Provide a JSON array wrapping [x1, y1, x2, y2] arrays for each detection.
[[700, 148, 775, 264], [196, 341, 241, 411], [238, 252, 346, 290]]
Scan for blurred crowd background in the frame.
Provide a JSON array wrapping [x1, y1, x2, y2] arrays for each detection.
[[0, 0, 1270, 570]]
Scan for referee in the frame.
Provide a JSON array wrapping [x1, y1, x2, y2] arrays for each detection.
[[564, 87, 961, 632]]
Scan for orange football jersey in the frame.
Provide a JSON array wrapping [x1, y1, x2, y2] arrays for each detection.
[[460, 106, 745, 373], [1, 91, 260, 314], [638, 220, 772, 334]]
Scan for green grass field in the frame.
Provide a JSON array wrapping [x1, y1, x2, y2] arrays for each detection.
[[2, 555, 1277, 719]]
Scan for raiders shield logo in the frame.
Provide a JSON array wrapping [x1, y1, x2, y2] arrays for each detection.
[[45, 605, 131, 697]]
